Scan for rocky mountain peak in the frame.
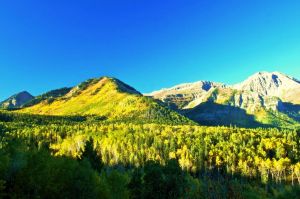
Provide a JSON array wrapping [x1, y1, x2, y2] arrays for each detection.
[[232, 72, 300, 101], [147, 81, 225, 109], [148, 81, 224, 96], [0, 91, 34, 109]]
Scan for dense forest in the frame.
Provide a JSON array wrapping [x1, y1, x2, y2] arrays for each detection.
[[1, 111, 300, 198]]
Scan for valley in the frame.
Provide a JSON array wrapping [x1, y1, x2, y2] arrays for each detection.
[[0, 71, 300, 198]]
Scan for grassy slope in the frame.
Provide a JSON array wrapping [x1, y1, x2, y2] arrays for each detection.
[[19, 77, 193, 124]]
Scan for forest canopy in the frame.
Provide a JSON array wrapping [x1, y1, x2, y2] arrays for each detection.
[[0, 111, 300, 198]]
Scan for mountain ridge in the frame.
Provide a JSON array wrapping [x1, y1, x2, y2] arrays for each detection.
[[2, 71, 299, 127], [0, 91, 34, 109], [146, 81, 226, 109], [232, 71, 300, 104], [18, 76, 193, 124], [148, 71, 300, 127]]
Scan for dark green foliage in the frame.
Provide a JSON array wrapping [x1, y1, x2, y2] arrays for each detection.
[[72, 78, 102, 96], [0, 143, 108, 199], [113, 78, 141, 94], [128, 169, 143, 199], [163, 159, 187, 198], [143, 161, 165, 199], [128, 159, 187, 199], [23, 87, 72, 107], [0, 110, 91, 125], [81, 138, 103, 172], [78, 78, 100, 90], [102, 170, 130, 199]]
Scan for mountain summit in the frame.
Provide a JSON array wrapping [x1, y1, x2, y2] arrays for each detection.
[[0, 91, 34, 109], [19, 77, 192, 124], [149, 71, 300, 127], [146, 81, 225, 109], [233, 71, 300, 104]]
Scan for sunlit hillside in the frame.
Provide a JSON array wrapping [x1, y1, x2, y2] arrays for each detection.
[[19, 77, 192, 124]]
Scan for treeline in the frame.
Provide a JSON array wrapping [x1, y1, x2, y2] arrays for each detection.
[[11, 122, 300, 185], [1, 113, 300, 198]]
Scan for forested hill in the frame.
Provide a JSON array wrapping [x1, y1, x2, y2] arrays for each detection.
[[18, 77, 193, 125]]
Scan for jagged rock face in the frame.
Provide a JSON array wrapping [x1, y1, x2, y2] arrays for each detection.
[[223, 71, 300, 112], [149, 71, 300, 112], [0, 91, 34, 109], [233, 72, 300, 104], [223, 90, 281, 113], [147, 81, 225, 109], [147, 71, 300, 127], [181, 88, 280, 114]]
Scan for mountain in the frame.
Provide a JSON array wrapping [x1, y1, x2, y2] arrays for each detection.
[[146, 81, 225, 109], [0, 91, 34, 109], [19, 77, 193, 124], [149, 72, 300, 127], [233, 71, 300, 104], [23, 87, 72, 107]]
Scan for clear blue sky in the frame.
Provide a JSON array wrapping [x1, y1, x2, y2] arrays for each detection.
[[1, 0, 300, 100]]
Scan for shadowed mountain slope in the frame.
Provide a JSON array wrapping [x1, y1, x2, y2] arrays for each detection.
[[149, 71, 300, 128], [0, 91, 34, 109]]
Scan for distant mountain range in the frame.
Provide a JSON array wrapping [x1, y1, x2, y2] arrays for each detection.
[[1, 71, 299, 128], [148, 71, 300, 127]]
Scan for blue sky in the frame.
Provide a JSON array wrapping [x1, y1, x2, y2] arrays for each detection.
[[0, 0, 300, 100]]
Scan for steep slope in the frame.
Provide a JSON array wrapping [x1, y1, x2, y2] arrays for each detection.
[[148, 71, 300, 127], [233, 71, 300, 104], [184, 87, 298, 127], [19, 77, 193, 124], [147, 81, 225, 109], [23, 87, 72, 107], [0, 91, 34, 109]]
